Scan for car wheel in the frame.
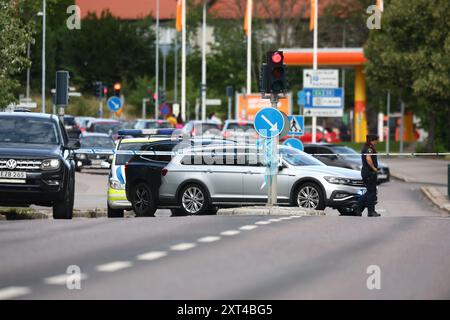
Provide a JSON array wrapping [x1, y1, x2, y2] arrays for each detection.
[[179, 183, 211, 216], [294, 182, 325, 210], [107, 204, 124, 218], [170, 208, 186, 217], [53, 176, 74, 219], [132, 182, 156, 217]]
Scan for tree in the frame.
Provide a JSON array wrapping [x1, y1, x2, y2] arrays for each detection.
[[365, 0, 450, 150], [0, 0, 33, 107]]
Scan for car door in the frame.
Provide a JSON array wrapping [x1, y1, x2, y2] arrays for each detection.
[[202, 146, 244, 203], [315, 146, 335, 166], [242, 146, 291, 203]]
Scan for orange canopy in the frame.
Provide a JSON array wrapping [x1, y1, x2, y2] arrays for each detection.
[[280, 48, 367, 66]]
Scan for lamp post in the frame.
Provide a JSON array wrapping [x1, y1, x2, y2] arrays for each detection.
[[38, 0, 47, 113]]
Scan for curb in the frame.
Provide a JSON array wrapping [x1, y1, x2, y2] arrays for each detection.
[[420, 186, 450, 214], [217, 206, 325, 216], [390, 171, 416, 183]]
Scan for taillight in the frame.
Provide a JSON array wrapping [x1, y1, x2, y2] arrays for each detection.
[[161, 168, 168, 176], [223, 131, 231, 139]]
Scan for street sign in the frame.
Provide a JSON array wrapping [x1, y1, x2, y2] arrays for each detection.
[[107, 96, 123, 112], [297, 90, 306, 106], [303, 88, 343, 117], [304, 108, 343, 117], [303, 69, 339, 88], [254, 108, 285, 139], [283, 138, 304, 151], [287, 115, 304, 136], [160, 103, 171, 117], [206, 99, 222, 106]]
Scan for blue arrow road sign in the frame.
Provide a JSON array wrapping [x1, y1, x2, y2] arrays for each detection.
[[304, 88, 343, 109], [254, 108, 285, 139], [287, 115, 304, 136], [107, 96, 123, 112], [283, 138, 304, 151]]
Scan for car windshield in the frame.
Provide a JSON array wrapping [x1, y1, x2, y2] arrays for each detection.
[[330, 146, 359, 159], [135, 121, 170, 129], [225, 123, 254, 131], [93, 123, 120, 134], [116, 141, 150, 165], [0, 117, 59, 145], [280, 147, 325, 166], [81, 136, 115, 149], [64, 117, 76, 126], [196, 123, 220, 133]]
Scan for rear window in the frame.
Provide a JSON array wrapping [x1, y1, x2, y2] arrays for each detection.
[[116, 142, 148, 165], [225, 123, 254, 131], [64, 117, 76, 126]]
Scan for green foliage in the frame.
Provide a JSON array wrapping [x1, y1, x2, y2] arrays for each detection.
[[365, 0, 450, 151], [0, 0, 33, 107]]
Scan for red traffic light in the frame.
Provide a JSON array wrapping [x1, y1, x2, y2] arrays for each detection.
[[103, 87, 108, 95], [271, 52, 282, 64]]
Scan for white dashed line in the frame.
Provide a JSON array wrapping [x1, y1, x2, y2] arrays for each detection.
[[198, 236, 221, 243], [137, 251, 168, 261], [0, 287, 31, 300], [96, 261, 133, 272], [255, 220, 272, 225], [279, 217, 293, 220], [220, 230, 241, 236], [268, 218, 282, 222], [239, 225, 258, 231], [44, 273, 88, 285], [170, 243, 197, 251], [291, 215, 302, 218]]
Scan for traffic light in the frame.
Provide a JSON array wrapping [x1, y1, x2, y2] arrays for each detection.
[[103, 86, 108, 96], [261, 51, 288, 95], [93, 81, 103, 100], [159, 90, 166, 102], [114, 83, 121, 97]]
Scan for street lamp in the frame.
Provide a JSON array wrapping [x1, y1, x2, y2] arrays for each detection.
[[37, 0, 46, 113]]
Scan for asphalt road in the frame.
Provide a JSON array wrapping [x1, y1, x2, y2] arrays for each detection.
[[1, 159, 449, 300]]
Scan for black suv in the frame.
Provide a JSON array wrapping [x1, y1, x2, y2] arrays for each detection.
[[0, 112, 79, 219]]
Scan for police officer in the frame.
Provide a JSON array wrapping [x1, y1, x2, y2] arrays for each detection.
[[356, 134, 381, 217]]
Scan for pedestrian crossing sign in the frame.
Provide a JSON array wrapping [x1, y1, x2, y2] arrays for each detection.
[[287, 115, 304, 136]]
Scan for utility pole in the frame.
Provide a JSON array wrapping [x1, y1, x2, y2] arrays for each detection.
[[201, 0, 207, 121], [41, 0, 46, 113], [181, 0, 187, 122], [174, 33, 178, 103], [26, 43, 31, 99], [386, 90, 391, 154], [155, 0, 160, 120], [311, 0, 318, 143]]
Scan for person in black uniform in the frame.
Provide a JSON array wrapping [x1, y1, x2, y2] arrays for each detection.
[[356, 134, 381, 217]]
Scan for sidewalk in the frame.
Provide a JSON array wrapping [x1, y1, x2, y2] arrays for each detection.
[[382, 157, 450, 214]]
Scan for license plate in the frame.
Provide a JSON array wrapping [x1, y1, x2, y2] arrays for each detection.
[[378, 174, 388, 179], [0, 171, 27, 179], [91, 160, 103, 165]]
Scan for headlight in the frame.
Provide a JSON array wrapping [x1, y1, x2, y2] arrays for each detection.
[[79, 154, 86, 160], [109, 179, 124, 190], [41, 159, 60, 170], [324, 176, 352, 185], [109, 155, 114, 161]]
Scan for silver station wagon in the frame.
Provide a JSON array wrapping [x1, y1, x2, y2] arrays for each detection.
[[159, 144, 366, 216]]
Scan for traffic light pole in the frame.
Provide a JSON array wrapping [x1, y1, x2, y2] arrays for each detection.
[[267, 94, 279, 207]]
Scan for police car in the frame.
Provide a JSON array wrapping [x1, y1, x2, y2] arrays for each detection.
[[107, 129, 176, 217]]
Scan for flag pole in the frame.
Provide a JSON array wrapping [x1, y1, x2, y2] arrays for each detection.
[[181, 0, 187, 122], [312, 0, 318, 143], [201, 0, 207, 121], [155, 0, 160, 120], [246, 0, 252, 96]]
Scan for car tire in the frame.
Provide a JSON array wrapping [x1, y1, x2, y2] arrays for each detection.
[[107, 205, 124, 218], [170, 208, 186, 217], [53, 176, 74, 219], [294, 182, 325, 210], [337, 205, 361, 216], [132, 182, 156, 217], [179, 183, 211, 216]]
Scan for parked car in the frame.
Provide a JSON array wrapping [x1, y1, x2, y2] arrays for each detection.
[[124, 138, 235, 217], [63, 115, 82, 139], [182, 120, 222, 138], [75, 116, 96, 133], [222, 120, 258, 142], [126, 144, 366, 217], [303, 144, 390, 184], [0, 112, 79, 219], [134, 119, 170, 130], [75, 132, 115, 171], [87, 119, 121, 140], [281, 125, 340, 144]]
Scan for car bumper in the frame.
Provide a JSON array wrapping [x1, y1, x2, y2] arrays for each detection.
[[107, 187, 131, 209], [0, 171, 66, 206], [324, 183, 366, 208]]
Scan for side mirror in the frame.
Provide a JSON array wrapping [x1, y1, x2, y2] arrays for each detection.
[[65, 139, 80, 150]]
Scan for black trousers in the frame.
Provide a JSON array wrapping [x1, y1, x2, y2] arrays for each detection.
[[359, 171, 377, 213]]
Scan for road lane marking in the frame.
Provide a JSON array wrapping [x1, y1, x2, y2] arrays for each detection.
[[279, 217, 293, 220], [170, 243, 197, 251], [291, 215, 302, 218], [198, 236, 221, 243], [96, 261, 132, 272], [268, 218, 282, 222], [0, 287, 31, 300], [220, 230, 240, 236], [44, 273, 88, 285], [255, 220, 271, 225], [137, 251, 168, 261], [239, 225, 258, 231]]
